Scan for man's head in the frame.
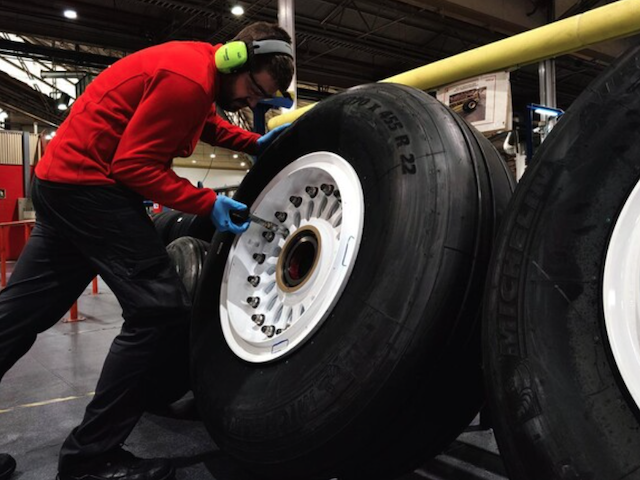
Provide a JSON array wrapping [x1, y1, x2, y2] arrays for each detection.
[[217, 22, 295, 112]]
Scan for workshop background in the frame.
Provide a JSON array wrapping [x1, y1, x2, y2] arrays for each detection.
[[0, 1, 637, 480]]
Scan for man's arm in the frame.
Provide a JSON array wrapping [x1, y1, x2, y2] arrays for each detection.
[[110, 70, 216, 216], [199, 106, 261, 155]]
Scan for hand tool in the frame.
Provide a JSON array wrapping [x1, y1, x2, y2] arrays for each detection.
[[230, 209, 289, 237]]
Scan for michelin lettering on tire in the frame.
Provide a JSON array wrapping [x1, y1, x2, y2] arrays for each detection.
[[483, 45, 640, 480]]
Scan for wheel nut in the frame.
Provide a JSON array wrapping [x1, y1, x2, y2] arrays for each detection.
[[321, 184, 335, 196], [247, 296, 260, 308], [253, 253, 266, 264], [261, 325, 275, 337], [290, 196, 302, 208], [275, 211, 287, 223], [305, 186, 318, 198], [262, 231, 275, 242], [247, 275, 260, 287], [276, 328, 283, 335], [252, 314, 265, 326]]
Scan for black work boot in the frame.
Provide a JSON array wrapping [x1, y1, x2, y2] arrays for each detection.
[[0, 454, 16, 480], [57, 449, 174, 480]]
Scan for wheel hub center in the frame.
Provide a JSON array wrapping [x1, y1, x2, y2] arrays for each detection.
[[277, 226, 321, 292]]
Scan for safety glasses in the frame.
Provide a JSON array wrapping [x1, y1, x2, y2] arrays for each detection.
[[248, 70, 273, 99]]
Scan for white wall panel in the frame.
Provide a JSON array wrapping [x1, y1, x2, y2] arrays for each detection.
[[0, 131, 22, 165]]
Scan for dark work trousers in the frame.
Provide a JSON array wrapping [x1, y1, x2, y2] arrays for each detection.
[[0, 177, 191, 472]]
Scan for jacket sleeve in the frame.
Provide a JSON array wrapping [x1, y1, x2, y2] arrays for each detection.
[[110, 70, 217, 216], [199, 106, 260, 155]]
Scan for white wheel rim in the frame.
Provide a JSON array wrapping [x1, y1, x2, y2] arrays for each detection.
[[220, 152, 365, 363], [603, 177, 640, 410]]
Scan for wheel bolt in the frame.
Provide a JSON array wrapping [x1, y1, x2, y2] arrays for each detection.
[[247, 275, 260, 287], [262, 231, 275, 242], [275, 211, 287, 223], [290, 196, 302, 207], [305, 186, 318, 198], [321, 184, 335, 196], [261, 325, 275, 337], [276, 328, 283, 335], [253, 253, 266, 264], [252, 314, 265, 326], [247, 296, 260, 308]]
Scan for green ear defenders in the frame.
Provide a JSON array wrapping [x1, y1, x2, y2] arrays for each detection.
[[215, 39, 293, 74]]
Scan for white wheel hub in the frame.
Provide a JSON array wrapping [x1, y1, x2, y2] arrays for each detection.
[[220, 152, 365, 363], [603, 177, 640, 410]]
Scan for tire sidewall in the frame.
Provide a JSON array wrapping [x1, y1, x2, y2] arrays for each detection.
[[192, 84, 481, 475], [484, 46, 640, 479]]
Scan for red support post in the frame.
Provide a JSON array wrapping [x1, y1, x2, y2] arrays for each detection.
[[0, 220, 35, 289], [64, 301, 86, 323], [92, 277, 99, 295], [0, 221, 86, 325]]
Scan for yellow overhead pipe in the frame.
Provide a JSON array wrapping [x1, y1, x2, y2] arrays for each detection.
[[268, 0, 640, 129]]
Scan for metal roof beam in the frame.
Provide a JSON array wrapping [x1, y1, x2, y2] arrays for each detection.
[[0, 39, 118, 69]]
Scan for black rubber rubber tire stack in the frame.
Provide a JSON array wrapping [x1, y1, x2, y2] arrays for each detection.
[[151, 211, 182, 245], [191, 83, 514, 480], [483, 45, 640, 480], [166, 236, 209, 300], [143, 236, 209, 411], [151, 211, 215, 246]]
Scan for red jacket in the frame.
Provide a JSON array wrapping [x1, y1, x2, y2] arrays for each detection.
[[35, 41, 260, 216]]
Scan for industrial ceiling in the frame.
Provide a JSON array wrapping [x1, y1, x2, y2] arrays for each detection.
[[0, 0, 636, 132]]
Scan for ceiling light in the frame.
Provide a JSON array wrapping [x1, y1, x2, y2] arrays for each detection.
[[192, 160, 197, 164], [240, 162, 246, 167], [63, 9, 78, 19], [233, 154, 239, 159], [56, 93, 71, 111], [210, 153, 216, 158], [231, 5, 244, 16], [246, 169, 250, 172]]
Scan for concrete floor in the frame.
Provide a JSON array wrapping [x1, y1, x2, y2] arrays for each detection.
[[0, 265, 507, 480]]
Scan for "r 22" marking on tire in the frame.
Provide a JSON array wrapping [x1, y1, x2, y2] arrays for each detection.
[[401, 153, 416, 174]]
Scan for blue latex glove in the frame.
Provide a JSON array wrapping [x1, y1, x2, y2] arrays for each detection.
[[210, 196, 250, 234], [256, 123, 291, 155]]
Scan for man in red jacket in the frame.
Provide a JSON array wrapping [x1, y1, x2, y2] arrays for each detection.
[[0, 21, 294, 480]]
